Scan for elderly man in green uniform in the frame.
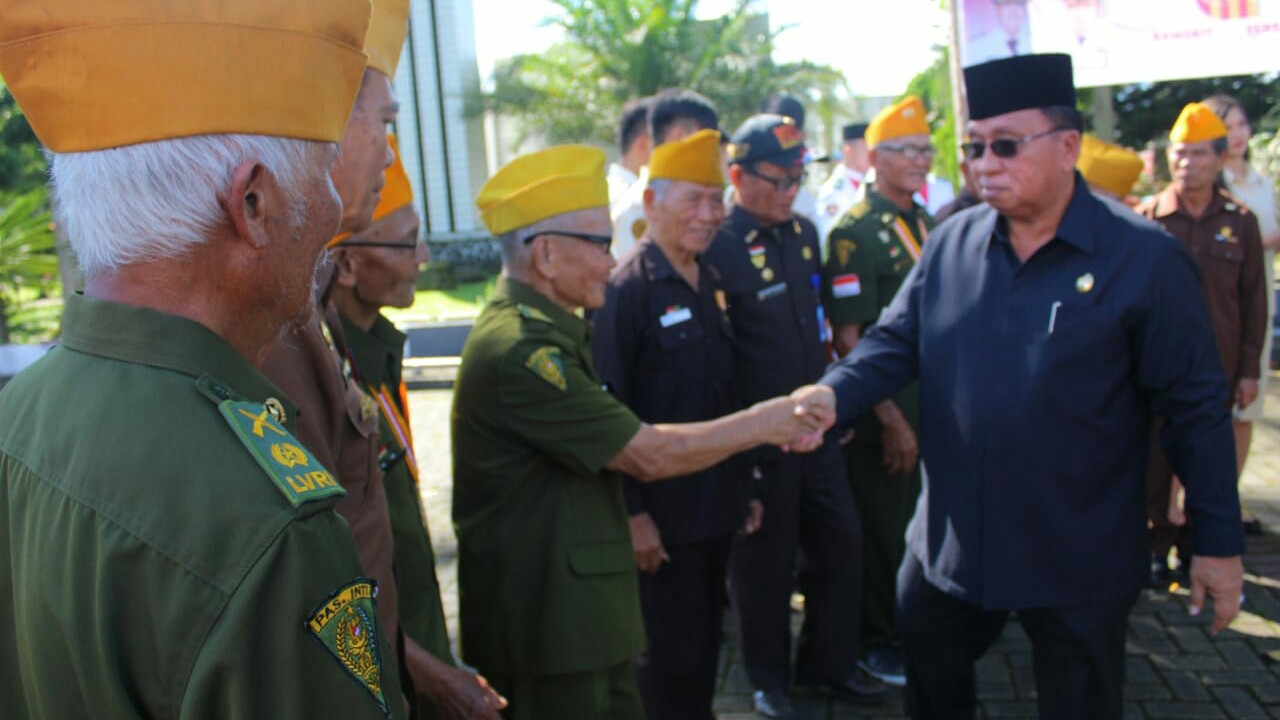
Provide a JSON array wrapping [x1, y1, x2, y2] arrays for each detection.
[[260, 4, 503, 715], [329, 137, 489, 718], [821, 95, 936, 689], [0, 1, 410, 717], [453, 145, 831, 719]]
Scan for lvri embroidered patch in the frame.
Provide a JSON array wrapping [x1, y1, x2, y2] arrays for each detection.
[[525, 345, 568, 391], [306, 579, 389, 716]]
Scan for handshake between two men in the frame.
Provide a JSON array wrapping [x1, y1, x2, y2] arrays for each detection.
[[605, 383, 840, 486]]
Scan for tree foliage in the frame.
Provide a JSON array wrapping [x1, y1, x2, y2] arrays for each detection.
[[0, 189, 59, 344], [0, 83, 46, 198], [482, 0, 847, 146], [1112, 74, 1280, 149]]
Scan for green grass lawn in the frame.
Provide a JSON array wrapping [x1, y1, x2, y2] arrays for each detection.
[[384, 277, 497, 325]]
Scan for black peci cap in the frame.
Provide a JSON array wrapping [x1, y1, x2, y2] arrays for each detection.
[[964, 53, 1076, 121], [842, 123, 869, 141]]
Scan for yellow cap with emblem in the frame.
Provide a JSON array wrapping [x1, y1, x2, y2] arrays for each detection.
[[476, 145, 610, 236], [365, 0, 410, 78], [865, 96, 931, 149], [648, 129, 725, 188], [0, 0, 372, 152], [1077, 134, 1144, 198], [1169, 102, 1228, 144], [330, 133, 415, 247]]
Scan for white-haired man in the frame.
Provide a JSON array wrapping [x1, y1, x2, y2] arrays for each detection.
[[0, 1, 411, 718]]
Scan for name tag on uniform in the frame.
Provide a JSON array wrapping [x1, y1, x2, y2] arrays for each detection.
[[756, 282, 788, 302], [659, 305, 693, 327], [831, 273, 862, 298]]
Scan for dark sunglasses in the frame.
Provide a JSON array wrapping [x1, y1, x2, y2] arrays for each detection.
[[960, 128, 1068, 160], [877, 143, 936, 160], [526, 230, 613, 251], [745, 166, 807, 192]]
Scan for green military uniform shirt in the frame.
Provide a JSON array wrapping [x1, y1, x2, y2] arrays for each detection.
[[451, 278, 644, 677], [821, 188, 934, 444], [0, 295, 404, 719], [342, 313, 454, 668]]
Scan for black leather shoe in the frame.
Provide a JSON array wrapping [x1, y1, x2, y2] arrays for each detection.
[[794, 666, 889, 702], [753, 690, 794, 719]]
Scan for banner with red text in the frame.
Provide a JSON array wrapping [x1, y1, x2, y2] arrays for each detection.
[[959, 0, 1280, 87]]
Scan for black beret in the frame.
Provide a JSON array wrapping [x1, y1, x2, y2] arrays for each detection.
[[842, 123, 869, 141], [964, 53, 1076, 121], [727, 114, 805, 167], [759, 94, 806, 130]]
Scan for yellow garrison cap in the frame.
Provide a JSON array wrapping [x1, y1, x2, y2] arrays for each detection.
[[648, 129, 725, 187], [1077, 134, 1144, 198], [0, 0, 372, 152], [476, 145, 609, 236], [331, 134, 414, 247], [1170, 102, 1227, 144], [366, 0, 410, 78], [866, 96, 931, 148]]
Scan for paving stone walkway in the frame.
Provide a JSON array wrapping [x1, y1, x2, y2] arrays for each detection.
[[408, 370, 1280, 719]]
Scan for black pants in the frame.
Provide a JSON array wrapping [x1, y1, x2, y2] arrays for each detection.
[[897, 553, 1138, 720], [729, 443, 863, 692], [634, 533, 734, 720]]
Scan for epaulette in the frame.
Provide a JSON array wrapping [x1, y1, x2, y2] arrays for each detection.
[[849, 200, 872, 221], [518, 303, 553, 324], [196, 375, 345, 508]]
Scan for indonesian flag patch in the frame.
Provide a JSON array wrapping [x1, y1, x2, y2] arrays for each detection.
[[831, 273, 862, 298]]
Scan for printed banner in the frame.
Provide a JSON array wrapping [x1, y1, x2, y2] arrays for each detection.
[[959, 0, 1280, 87]]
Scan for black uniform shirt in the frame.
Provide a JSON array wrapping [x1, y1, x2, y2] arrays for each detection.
[[819, 176, 1244, 609], [592, 238, 749, 545], [703, 204, 830, 406]]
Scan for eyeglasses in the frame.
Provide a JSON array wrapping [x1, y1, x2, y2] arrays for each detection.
[[960, 128, 1069, 160], [745, 166, 807, 192], [338, 240, 424, 251], [877, 143, 936, 160], [525, 230, 613, 251]]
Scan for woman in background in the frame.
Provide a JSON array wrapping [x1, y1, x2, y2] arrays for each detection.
[[1204, 93, 1280, 534]]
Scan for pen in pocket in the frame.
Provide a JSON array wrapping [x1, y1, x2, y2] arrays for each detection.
[[1047, 301, 1062, 334]]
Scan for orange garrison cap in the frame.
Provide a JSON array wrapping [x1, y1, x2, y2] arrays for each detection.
[[0, 0, 372, 152], [476, 145, 609, 236], [648, 129, 724, 188], [1169, 102, 1228, 144], [365, 0, 410, 78], [866, 96, 931, 148], [1077, 134, 1144, 198]]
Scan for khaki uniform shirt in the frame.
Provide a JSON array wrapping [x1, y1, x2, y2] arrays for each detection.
[[821, 188, 934, 445], [342, 313, 454, 667], [1138, 186, 1268, 388], [452, 278, 644, 676], [0, 295, 403, 718]]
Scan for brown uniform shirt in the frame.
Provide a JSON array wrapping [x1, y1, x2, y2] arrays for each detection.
[[262, 286, 400, 643], [1138, 186, 1268, 388]]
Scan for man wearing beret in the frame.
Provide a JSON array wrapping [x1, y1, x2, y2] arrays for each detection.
[[704, 114, 888, 718], [794, 53, 1245, 719], [820, 95, 937, 690], [612, 89, 721, 259], [591, 129, 756, 719], [453, 144, 830, 719], [1077, 134, 1144, 203], [260, 4, 504, 716], [1138, 103, 1266, 589], [0, 1, 411, 717], [816, 122, 871, 242]]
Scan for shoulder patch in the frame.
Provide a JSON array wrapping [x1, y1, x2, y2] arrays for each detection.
[[517, 303, 553, 324], [849, 200, 871, 221], [218, 399, 345, 507], [525, 345, 568, 391], [306, 578, 390, 716]]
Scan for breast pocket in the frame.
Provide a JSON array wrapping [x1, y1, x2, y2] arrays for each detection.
[[657, 316, 706, 351]]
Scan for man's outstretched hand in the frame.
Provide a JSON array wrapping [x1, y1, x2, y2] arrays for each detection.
[[785, 384, 837, 453]]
